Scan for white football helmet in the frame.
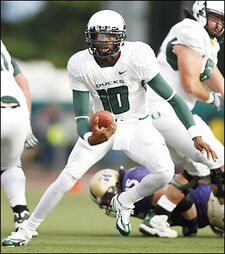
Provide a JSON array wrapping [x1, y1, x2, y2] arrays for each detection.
[[85, 10, 126, 58], [192, 1, 224, 41], [89, 168, 119, 215], [207, 191, 224, 237]]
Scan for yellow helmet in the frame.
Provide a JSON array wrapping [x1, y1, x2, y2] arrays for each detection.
[[89, 168, 119, 216], [207, 191, 224, 236]]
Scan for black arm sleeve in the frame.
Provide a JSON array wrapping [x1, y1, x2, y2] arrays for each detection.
[[147, 73, 195, 129], [72, 90, 91, 139]]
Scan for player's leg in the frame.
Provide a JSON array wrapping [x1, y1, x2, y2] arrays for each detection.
[[122, 120, 175, 204], [1, 167, 30, 229], [165, 144, 210, 203], [193, 114, 224, 206], [151, 101, 224, 167], [151, 102, 224, 205], [1, 108, 34, 232], [148, 101, 223, 236], [160, 115, 224, 211], [151, 145, 222, 234], [2, 136, 114, 246], [111, 118, 177, 237]]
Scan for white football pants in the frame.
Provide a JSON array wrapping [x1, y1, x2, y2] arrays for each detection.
[[1, 106, 30, 207], [29, 116, 175, 223], [149, 100, 224, 176]]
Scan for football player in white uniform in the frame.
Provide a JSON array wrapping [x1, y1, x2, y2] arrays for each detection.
[[2, 9, 218, 246], [1, 40, 38, 235], [143, 1, 224, 237]]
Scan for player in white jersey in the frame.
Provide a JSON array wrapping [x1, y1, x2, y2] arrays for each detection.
[[142, 1, 224, 237], [2, 9, 218, 246], [1, 40, 38, 234]]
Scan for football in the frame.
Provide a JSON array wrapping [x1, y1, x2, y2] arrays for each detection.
[[90, 110, 114, 131]]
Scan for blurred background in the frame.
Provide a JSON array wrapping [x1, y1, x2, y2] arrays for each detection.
[[1, 1, 224, 191]]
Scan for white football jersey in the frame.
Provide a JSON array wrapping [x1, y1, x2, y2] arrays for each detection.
[[1, 40, 27, 109], [67, 41, 159, 119], [148, 18, 220, 110]]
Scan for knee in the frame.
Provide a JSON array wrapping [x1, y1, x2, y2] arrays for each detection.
[[156, 169, 174, 187]]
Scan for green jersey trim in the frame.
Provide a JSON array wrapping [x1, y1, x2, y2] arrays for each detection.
[[11, 58, 21, 76], [166, 37, 178, 71], [167, 93, 195, 129], [73, 90, 90, 139], [148, 73, 195, 129], [76, 118, 91, 139], [147, 73, 174, 100], [1, 96, 20, 104]]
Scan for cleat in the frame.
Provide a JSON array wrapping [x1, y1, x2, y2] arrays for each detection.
[[31, 230, 38, 237], [110, 194, 134, 236], [14, 210, 30, 231], [2, 223, 33, 247], [139, 209, 178, 238]]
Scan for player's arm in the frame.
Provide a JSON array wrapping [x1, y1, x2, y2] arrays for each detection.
[[72, 90, 116, 145], [147, 73, 217, 161], [204, 66, 224, 99], [173, 44, 211, 102], [73, 89, 91, 139], [12, 59, 32, 116]]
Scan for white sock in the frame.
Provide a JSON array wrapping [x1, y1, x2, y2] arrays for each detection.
[[118, 185, 143, 208], [157, 194, 177, 212], [25, 216, 43, 232]]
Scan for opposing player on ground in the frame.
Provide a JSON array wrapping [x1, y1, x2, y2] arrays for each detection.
[[146, 1, 224, 237], [89, 167, 224, 237], [2, 9, 217, 247], [1, 40, 38, 235]]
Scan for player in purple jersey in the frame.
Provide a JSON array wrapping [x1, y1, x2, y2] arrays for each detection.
[[89, 166, 224, 237]]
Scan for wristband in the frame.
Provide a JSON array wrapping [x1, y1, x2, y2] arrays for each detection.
[[83, 132, 92, 143], [187, 125, 202, 140], [206, 93, 214, 104]]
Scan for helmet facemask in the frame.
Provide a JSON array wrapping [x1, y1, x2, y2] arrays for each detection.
[[85, 27, 126, 58], [192, 1, 224, 43], [205, 12, 224, 43], [89, 168, 121, 216], [98, 186, 118, 216], [89, 184, 119, 217]]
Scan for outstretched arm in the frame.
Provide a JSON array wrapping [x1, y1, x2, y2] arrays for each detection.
[[148, 74, 217, 162]]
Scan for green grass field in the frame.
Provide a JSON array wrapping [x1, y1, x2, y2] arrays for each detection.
[[1, 187, 224, 253]]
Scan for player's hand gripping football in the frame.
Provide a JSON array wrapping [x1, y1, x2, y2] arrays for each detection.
[[88, 116, 117, 145], [193, 137, 218, 162]]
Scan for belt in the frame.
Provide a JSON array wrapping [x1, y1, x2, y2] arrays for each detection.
[[1, 104, 20, 109], [115, 114, 149, 122]]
